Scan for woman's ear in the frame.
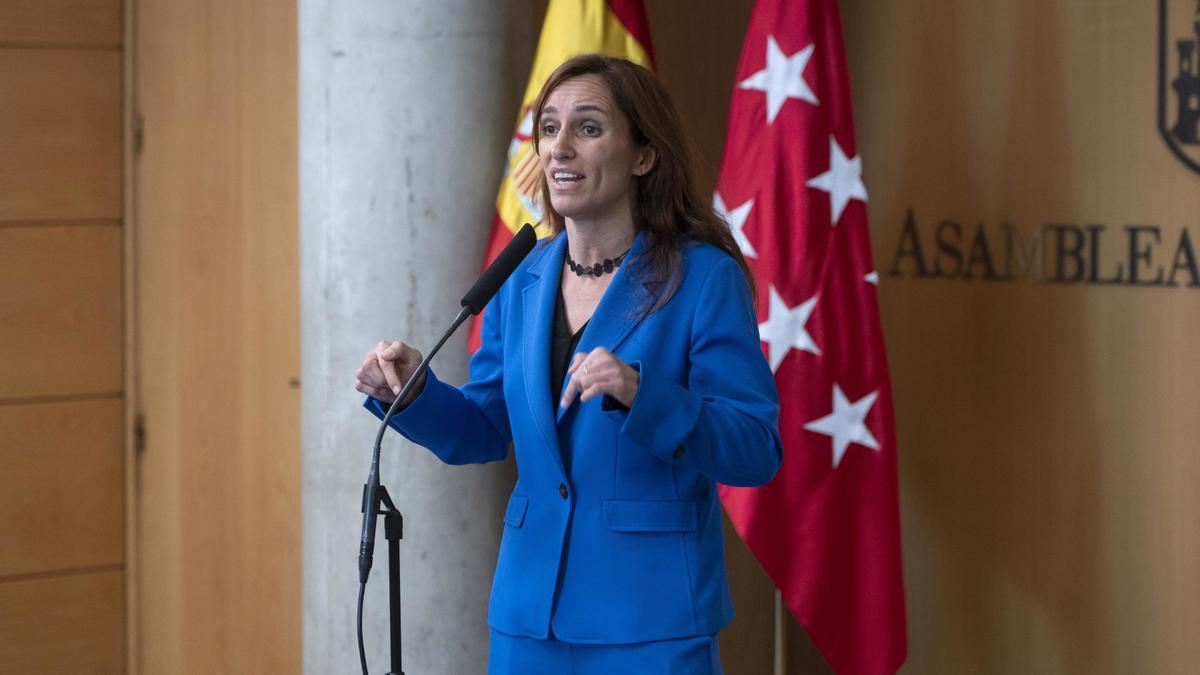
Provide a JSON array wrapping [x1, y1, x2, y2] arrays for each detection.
[[633, 145, 658, 177]]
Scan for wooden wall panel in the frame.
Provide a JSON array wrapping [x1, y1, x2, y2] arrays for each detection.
[[0, 569, 124, 673], [0, 225, 122, 399], [133, 0, 300, 672], [0, 399, 123, 578], [0, 0, 121, 47], [837, 1, 1200, 673], [0, 49, 121, 221], [0, 2, 126, 672]]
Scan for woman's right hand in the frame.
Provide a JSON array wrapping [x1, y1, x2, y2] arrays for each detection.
[[355, 340, 426, 406]]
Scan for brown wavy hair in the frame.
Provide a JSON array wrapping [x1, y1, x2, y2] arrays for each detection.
[[531, 53, 756, 314]]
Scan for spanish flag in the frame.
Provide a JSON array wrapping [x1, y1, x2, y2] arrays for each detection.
[[468, 0, 655, 351]]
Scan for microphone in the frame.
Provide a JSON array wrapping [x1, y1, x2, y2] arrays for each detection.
[[359, 222, 537, 583], [461, 223, 537, 314]]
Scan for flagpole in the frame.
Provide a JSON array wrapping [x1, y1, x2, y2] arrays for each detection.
[[774, 589, 787, 675]]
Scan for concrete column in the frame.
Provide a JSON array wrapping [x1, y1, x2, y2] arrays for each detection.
[[300, 2, 531, 672]]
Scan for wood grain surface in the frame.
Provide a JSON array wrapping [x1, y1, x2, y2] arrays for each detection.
[[0, 225, 122, 400], [0, 398, 123, 578], [0, 49, 121, 221], [0, 0, 120, 48], [0, 568, 125, 674], [131, 0, 301, 672]]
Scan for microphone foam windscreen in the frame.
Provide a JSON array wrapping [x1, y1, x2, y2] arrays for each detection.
[[460, 223, 537, 314]]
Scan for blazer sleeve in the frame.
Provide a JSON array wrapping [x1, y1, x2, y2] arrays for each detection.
[[615, 256, 783, 486], [362, 293, 511, 465]]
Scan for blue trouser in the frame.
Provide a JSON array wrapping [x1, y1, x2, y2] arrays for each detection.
[[488, 629, 722, 675]]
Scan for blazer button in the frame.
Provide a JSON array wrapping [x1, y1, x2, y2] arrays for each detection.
[[558, 484, 568, 500], [673, 446, 685, 460]]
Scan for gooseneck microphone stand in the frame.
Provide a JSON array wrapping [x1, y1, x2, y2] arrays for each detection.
[[358, 305, 470, 675], [357, 224, 536, 675]]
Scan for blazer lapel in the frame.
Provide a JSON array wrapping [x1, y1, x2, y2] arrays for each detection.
[[522, 235, 568, 478], [556, 232, 650, 425]]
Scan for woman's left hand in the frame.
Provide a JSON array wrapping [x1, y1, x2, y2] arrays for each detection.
[[560, 347, 640, 409]]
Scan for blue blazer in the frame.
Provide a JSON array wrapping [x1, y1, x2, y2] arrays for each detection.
[[366, 232, 782, 644]]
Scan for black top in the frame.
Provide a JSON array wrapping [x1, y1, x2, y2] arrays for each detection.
[[551, 288, 588, 412]]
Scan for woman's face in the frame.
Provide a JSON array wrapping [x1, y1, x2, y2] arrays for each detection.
[[537, 75, 654, 228]]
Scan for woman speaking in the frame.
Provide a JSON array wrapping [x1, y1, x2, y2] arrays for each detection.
[[355, 54, 783, 674]]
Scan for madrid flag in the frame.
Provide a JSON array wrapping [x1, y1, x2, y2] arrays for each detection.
[[469, 0, 654, 351], [715, 1, 908, 673]]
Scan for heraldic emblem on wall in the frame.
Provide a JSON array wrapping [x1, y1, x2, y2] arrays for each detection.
[[1160, 0, 1200, 174]]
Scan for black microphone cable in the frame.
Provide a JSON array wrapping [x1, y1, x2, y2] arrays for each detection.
[[357, 579, 369, 674]]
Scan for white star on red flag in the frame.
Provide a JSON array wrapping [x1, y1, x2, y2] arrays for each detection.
[[804, 383, 880, 468], [758, 285, 819, 372], [806, 135, 868, 225], [738, 35, 818, 123], [714, 192, 758, 258]]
